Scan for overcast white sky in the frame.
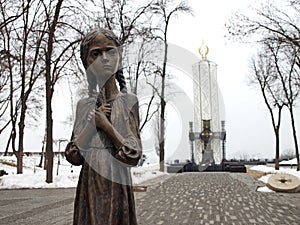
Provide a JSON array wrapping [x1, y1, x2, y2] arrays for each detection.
[[2, 0, 299, 163]]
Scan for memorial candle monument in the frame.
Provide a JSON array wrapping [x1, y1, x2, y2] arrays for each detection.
[[189, 43, 226, 171]]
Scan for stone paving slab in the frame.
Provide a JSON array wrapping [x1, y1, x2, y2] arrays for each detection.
[[0, 172, 299, 224]]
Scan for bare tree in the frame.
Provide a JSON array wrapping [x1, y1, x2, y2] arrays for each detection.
[[17, 0, 49, 174], [1, 0, 84, 178], [43, 0, 63, 183], [226, 0, 300, 170], [267, 41, 300, 170], [150, 0, 192, 172], [42, 0, 84, 183], [0, 0, 21, 156], [249, 46, 286, 170], [123, 35, 163, 134], [0, 0, 47, 172]]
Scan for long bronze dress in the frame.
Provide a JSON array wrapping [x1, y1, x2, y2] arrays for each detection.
[[65, 92, 142, 225]]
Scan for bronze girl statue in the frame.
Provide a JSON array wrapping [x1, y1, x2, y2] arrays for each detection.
[[65, 28, 142, 225]]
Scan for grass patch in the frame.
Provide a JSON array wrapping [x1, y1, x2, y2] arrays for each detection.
[[247, 167, 267, 179], [0, 159, 17, 167]]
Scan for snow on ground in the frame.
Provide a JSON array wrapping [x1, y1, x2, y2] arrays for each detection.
[[249, 159, 300, 192], [131, 163, 166, 185], [1, 155, 299, 192], [0, 155, 167, 189], [279, 158, 298, 165]]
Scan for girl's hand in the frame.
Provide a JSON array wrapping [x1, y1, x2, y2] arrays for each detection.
[[94, 104, 111, 130], [98, 103, 111, 117]]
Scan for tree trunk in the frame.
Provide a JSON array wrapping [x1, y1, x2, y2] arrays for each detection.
[[159, 38, 168, 172], [288, 107, 300, 171], [9, 45, 17, 161], [3, 11, 17, 158], [16, 0, 30, 175], [159, 97, 165, 172], [17, 108, 26, 174], [45, 31, 54, 182], [45, 0, 64, 183], [274, 127, 280, 170], [10, 110, 17, 163], [274, 105, 283, 170], [17, 92, 29, 174], [39, 144, 44, 168], [45, 87, 53, 182], [16, 151, 23, 174]]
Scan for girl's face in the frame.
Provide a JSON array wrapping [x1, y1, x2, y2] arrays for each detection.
[[86, 34, 119, 85]]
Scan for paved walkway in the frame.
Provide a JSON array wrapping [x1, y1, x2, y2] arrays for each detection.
[[135, 173, 300, 225], [0, 172, 300, 224]]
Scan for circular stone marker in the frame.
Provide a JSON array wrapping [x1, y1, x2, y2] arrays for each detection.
[[267, 173, 300, 193]]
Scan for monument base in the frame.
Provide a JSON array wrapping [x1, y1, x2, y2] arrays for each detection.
[[166, 161, 247, 173]]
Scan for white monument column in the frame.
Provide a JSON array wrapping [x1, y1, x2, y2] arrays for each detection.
[[192, 43, 221, 165]]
